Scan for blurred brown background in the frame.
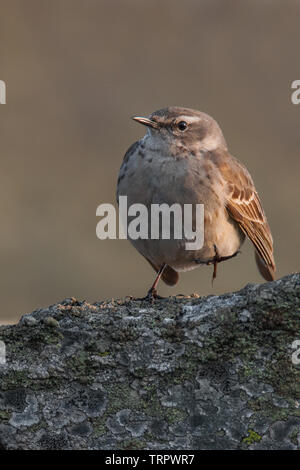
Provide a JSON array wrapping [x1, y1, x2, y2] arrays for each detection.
[[0, 0, 299, 323]]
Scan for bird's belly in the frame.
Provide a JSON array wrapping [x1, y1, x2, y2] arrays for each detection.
[[118, 150, 244, 271], [128, 207, 244, 272]]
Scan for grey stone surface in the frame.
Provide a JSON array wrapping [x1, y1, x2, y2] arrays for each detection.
[[0, 273, 299, 450]]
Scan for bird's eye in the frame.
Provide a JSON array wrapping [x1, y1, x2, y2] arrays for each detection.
[[177, 121, 188, 131]]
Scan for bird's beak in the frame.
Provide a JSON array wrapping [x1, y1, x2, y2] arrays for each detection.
[[132, 116, 159, 129]]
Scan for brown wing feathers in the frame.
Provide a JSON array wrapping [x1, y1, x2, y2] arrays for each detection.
[[222, 157, 276, 281]]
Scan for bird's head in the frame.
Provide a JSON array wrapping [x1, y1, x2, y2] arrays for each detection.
[[132, 107, 227, 153]]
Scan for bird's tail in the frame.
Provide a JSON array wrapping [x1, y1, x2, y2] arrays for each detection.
[[255, 251, 276, 281]]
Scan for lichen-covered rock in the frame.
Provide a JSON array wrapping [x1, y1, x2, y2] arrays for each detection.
[[0, 273, 299, 450]]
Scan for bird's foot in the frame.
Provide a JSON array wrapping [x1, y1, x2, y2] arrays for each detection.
[[195, 246, 240, 265], [137, 287, 165, 303], [212, 246, 241, 264], [195, 245, 241, 283]]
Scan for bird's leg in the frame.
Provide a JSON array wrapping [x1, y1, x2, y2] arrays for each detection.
[[138, 264, 167, 302], [212, 245, 241, 283], [212, 244, 219, 283], [194, 245, 241, 283]]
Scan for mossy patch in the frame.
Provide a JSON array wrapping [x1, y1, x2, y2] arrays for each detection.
[[242, 429, 262, 445]]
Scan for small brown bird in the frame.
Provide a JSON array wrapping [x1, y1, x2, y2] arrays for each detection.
[[117, 107, 276, 299]]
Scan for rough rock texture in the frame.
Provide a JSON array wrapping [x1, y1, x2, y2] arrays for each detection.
[[0, 273, 299, 450]]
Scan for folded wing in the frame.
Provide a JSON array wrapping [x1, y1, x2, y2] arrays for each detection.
[[217, 154, 276, 281]]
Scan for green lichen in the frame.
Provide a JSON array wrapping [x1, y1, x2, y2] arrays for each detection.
[[165, 408, 188, 424], [1, 370, 30, 390], [43, 317, 59, 328], [92, 422, 107, 437], [289, 428, 299, 446], [0, 410, 11, 420], [121, 439, 145, 450], [96, 351, 110, 357], [242, 429, 262, 445]]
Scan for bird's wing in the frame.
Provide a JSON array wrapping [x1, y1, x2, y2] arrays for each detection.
[[215, 153, 276, 280]]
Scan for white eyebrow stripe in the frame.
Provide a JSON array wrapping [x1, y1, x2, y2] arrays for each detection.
[[178, 116, 200, 123]]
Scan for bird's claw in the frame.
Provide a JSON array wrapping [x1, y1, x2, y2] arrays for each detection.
[[137, 287, 165, 303]]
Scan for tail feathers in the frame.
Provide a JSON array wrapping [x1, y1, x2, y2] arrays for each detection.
[[255, 251, 276, 281], [145, 257, 179, 286]]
